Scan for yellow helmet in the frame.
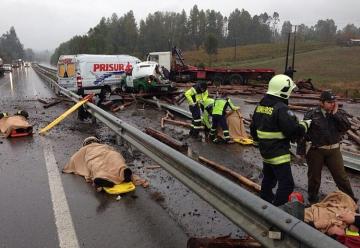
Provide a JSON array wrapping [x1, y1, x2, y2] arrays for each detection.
[[267, 74, 296, 99]]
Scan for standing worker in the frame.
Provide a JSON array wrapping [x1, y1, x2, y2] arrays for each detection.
[[209, 96, 239, 143], [250, 74, 310, 206], [297, 91, 356, 203], [185, 81, 208, 137]]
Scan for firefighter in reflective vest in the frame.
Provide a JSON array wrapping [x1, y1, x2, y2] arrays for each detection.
[[185, 81, 208, 137], [250, 74, 310, 206], [209, 96, 239, 143]]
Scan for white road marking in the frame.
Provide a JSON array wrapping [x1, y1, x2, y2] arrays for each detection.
[[41, 137, 80, 248]]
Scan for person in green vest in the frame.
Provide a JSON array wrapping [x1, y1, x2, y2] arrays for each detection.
[[184, 81, 208, 137], [209, 95, 239, 143]]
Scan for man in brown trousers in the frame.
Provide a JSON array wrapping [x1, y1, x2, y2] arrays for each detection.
[[297, 91, 355, 203]]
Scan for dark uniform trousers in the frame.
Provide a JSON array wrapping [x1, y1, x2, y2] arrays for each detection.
[[260, 162, 294, 206], [189, 104, 202, 135], [306, 147, 355, 200], [210, 114, 230, 141]]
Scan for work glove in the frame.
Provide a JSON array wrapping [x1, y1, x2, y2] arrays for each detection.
[[299, 119, 312, 132]]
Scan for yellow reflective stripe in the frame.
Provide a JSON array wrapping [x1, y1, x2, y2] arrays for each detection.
[[256, 130, 285, 139], [263, 154, 290, 165], [346, 229, 359, 236], [299, 121, 308, 132]]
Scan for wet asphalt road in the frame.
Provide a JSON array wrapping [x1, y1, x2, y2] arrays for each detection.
[[2, 67, 359, 247], [0, 68, 188, 248]]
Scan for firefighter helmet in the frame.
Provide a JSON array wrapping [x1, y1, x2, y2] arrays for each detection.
[[15, 110, 29, 119], [82, 136, 100, 147], [267, 74, 296, 99]]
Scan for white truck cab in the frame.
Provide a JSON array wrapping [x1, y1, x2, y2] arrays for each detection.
[[121, 61, 175, 93], [57, 54, 140, 95], [146, 51, 171, 71]]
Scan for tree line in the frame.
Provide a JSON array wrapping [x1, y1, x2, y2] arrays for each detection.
[[50, 5, 360, 64], [0, 27, 36, 63]]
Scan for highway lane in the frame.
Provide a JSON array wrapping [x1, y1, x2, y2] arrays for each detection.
[[0, 67, 187, 248]]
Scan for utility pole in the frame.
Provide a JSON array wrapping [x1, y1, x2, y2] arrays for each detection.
[[284, 32, 291, 73], [292, 25, 297, 70], [233, 37, 240, 61]]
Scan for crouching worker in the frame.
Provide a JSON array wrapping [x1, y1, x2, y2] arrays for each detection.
[[63, 137, 133, 192], [0, 110, 33, 138], [209, 95, 239, 143]]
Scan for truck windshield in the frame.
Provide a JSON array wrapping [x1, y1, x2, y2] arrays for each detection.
[[148, 55, 159, 63], [58, 63, 75, 78]]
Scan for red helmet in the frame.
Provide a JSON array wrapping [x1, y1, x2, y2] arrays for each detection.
[[288, 192, 304, 203]]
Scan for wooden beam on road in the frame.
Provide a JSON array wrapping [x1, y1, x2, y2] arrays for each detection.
[[145, 127, 188, 153]]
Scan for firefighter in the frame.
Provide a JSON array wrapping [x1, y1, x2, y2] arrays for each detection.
[[250, 74, 310, 206], [209, 95, 239, 143], [185, 81, 208, 137]]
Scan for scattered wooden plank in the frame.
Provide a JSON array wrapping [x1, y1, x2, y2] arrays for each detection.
[[198, 156, 261, 193], [145, 127, 188, 153], [347, 130, 360, 146], [43, 100, 62, 109], [163, 118, 192, 128], [111, 101, 134, 112], [37, 98, 49, 104], [187, 237, 261, 248]]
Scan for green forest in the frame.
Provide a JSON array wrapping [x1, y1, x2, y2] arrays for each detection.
[[49, 5, 360, 64], [0, 27, 35, 63]]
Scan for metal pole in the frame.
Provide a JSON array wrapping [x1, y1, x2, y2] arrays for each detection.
[[284, 31, 291, 72], [234, 38, 237, 61], [291, 25, 297, 70]]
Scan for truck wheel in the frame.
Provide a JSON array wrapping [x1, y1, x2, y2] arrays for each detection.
[[120, 84, 127, 93], [229, 74, 244, 85], [212, 74, 224, 86], [100, 87, 111, 100]]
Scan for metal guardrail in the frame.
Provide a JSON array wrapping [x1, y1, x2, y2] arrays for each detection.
[[32, 64, 345, 248]]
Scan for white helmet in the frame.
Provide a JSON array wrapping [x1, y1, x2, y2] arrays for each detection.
[[267, 74, 296, 99]]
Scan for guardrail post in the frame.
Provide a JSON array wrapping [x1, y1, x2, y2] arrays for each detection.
[[115, 134, 123, 146]]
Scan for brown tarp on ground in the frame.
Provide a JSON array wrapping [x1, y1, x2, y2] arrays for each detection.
[[304, 191, 358, 234], [0, 116, 32, 138], [63, 143, 128, 184], [217, 110, 248, 139]]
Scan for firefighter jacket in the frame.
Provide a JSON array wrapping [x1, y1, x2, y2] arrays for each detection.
[[212, 98, 238, 116], [185, 86, 208, 105], [250, 94, 307, 165], [297, 107, 350, 155]]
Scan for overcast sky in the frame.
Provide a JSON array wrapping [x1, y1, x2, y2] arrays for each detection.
[[1, 0, 359, 51]]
